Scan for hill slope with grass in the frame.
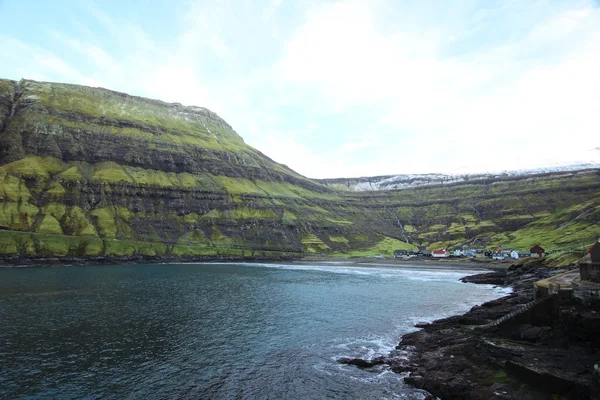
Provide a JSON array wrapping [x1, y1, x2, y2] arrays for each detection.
[[0, 79, 598, 264]]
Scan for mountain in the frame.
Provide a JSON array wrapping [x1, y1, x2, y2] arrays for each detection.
[[318, 164, 600, 191], [0, 79, 599, 265]]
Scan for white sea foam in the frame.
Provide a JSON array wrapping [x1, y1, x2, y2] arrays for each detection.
[[215, 262, 494, 279], [332, 334, 398, 360], [321, 271, 511, 373], [180, 261, 423, 278]]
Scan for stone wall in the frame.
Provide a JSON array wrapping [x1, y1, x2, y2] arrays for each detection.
[[579, 262, 600, 283], [493, 296, 558, 329], [572, 280, 600, 305]]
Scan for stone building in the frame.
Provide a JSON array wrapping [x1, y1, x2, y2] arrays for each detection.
[[580, 240, 600, 282]]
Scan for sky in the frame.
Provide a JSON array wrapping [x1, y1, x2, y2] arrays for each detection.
[[0, 0, 599, 179]]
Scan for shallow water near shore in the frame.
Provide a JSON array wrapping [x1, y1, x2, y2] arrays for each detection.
[[0, 262, 509, 399]]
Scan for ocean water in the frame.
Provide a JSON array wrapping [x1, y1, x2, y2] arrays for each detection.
[[0, 262, 509, 399]]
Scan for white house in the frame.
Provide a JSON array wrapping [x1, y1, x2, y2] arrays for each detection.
[[452, 249, 465, 257]]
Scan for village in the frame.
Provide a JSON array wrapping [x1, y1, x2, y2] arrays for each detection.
[[392, 240, 600, 305], [394, 244, 549, 261]]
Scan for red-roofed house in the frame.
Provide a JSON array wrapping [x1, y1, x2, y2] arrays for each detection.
[[432, 249, 449, 258], [588, 240, 600, 263], [530, 245, 545, 259], [492, 248, 505, 260]]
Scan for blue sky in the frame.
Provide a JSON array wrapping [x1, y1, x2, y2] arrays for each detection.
[[0, 0, 599, 178]]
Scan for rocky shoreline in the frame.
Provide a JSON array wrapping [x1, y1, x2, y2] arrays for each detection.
[[341, 263, 600, 399], [0, 254, 506, 269], [0, 254, 302, 267]]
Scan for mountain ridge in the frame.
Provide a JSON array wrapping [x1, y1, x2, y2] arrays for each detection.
[[319, 163, 600, 191], [0, 79, 598, 265]]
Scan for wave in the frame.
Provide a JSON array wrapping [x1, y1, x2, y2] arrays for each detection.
[[331, 334, 398, 360], [195, 261, 495, 280]]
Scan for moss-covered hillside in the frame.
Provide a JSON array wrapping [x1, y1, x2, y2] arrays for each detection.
[[0, 79, 598, 263]]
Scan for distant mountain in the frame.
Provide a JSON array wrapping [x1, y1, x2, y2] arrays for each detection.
[[318, 164, 600, 191], [0, 79, 598, 265]]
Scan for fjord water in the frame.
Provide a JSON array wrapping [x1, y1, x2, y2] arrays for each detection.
[[0, 263, 508, 399]]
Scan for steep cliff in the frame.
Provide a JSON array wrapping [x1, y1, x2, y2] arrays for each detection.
[[0, 79, 598, 263]]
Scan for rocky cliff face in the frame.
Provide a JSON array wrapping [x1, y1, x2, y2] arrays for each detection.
[[0, 79, 598, 263], [0, 79, 317, 185], [0, 79, 387, 260]]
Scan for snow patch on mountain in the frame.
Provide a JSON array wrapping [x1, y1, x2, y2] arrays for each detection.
[[320, 163, 600, 191]]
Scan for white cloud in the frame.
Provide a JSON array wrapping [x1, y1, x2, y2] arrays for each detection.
[[144, 65, 214, 107], [0, 0, 598, 179], [276, 0, 443, 112], [340, 139, 379, 153], [247, 130, 329, 178], [53, 32, 123, 79], [267, 0, 600, 177]]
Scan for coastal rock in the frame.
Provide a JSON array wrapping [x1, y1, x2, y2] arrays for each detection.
[[337, 357, 385, 368], [461, 271, 507, 285], [507, 324, 552, 342], [389, 266, 598, 399]]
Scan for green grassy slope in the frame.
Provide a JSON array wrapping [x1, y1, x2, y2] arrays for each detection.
[[0, 79, 598, 264], [352, 172, 600, 254]]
